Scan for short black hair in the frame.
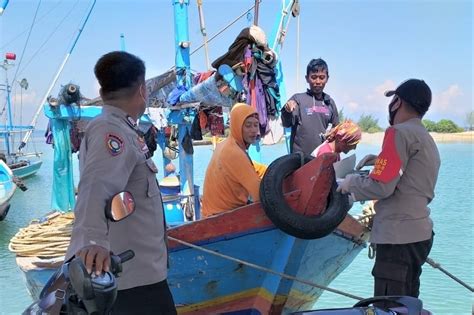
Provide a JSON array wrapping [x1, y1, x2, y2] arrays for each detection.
[[94, 51, 145, 96], [306, 58, 328, 76]]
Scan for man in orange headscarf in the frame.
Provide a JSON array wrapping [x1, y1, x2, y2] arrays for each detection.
[[311, 120, 362, 159], [201, 103, 264, 217]]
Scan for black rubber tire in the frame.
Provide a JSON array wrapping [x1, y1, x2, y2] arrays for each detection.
[[260, 153, 350, 239]]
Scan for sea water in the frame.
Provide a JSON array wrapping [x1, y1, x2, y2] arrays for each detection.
[[0, 138, 472, 314]]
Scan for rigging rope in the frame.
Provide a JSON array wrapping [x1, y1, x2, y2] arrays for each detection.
[[168, 1, 261, 72], [426, 258, 474, 292], [168, 236, 365, 301], [17, 0, 81, 78], [196, 0, 211, 70], [0, 0, 63, 50], [11, 0, 42, 90]]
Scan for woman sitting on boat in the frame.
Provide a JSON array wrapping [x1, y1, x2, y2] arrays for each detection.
[[201, 103, 266, 217], [311, 120, 362, 159]]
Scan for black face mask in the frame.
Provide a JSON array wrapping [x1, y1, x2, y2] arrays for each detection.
[[388, 98, 400, 126]]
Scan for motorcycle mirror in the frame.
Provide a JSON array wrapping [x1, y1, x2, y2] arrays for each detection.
[[105, 191, 136, 222]]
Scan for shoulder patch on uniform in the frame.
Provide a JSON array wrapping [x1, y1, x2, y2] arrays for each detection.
[[105, 133, 124, 156], [369, 128, 402, 183]]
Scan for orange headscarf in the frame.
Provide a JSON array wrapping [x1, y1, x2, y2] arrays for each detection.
[[325, 120, 362, 145]]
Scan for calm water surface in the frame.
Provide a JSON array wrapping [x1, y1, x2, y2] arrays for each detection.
[[0, 139, 472, 314]]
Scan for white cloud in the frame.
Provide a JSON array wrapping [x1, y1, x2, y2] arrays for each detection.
[[347, 101, 359, 111], [432, 84, 462, 112], [11, 90, 38, 107], [367, 80, 396, 101]]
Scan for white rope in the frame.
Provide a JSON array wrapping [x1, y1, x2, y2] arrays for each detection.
[[197, 0, 211, 70], [168, 236, 364, 300]]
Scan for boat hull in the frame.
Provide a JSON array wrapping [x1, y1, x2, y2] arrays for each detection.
[[169, 228, 363, 314], [0, 160, 16, 220], [11, 159, 42, 179]]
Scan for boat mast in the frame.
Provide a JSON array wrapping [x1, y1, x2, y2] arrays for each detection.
[[18, 0, 97, 152], [171, 0, 195, 210], [0, 0, 8, 15], [0, 53, 15, 156]]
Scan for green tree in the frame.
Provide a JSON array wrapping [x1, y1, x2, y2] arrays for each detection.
[[434, 119, 463, 133], [338, 108, 345, 122], [423, 119, 437, 132], [358, 114, 383, 133]]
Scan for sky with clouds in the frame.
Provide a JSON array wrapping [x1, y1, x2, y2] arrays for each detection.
[[0, 0, 472, 130]]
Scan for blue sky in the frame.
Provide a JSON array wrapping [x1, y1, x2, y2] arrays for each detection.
[[0, 0, 472, 130]]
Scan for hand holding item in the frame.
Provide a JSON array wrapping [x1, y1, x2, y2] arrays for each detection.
[[336, 174, 356, 194], [355, 154, 378, 170], [284, 100, 298, 112], [76, 244, 110, 275]]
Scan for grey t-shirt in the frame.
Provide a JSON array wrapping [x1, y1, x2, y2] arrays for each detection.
[[281, 91, 339, 155]]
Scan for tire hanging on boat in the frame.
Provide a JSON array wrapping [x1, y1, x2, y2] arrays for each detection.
[[260, 153, 350, 239]]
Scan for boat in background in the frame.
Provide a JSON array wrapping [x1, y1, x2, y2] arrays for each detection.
[[0, 53, 43, 179], [0, 159, 16, 221]]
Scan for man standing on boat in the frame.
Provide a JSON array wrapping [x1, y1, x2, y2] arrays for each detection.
[[66, 51, 176, 314], [337, 79, 440, 301], [281, 58, 339, 155]]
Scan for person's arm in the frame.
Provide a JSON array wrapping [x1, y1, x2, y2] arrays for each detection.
[[281, 96, 299, 128], [339, 127, 409, 201], [224, 154, 262, 202], [71, 121, 137, 273]]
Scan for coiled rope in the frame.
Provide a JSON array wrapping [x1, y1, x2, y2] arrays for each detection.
[[8, 212, 73, 258]]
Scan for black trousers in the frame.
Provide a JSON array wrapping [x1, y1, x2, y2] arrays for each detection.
[[112, 280, 177, 315], [372, 233, 434, 299]]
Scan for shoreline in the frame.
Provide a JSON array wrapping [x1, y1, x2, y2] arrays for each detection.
[[359, 131, 473, 145]]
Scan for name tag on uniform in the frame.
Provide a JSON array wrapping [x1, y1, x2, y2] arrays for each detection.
[[137, 136, 149, 154]]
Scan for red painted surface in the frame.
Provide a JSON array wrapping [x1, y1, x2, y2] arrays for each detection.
[[287, 154, 337, 216]]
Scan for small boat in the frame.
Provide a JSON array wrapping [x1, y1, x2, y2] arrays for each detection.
[[0, 53, 43, 179], [6, 155, 43, 179], [0, 159, 16, 221]]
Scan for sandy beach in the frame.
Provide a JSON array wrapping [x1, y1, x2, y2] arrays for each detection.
[[359, 131, 474, 145]]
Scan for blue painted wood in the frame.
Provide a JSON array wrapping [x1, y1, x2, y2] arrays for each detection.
[[167, 229, 363, 309], [11, 159, 43, 179], [0, 160, 16, 219]]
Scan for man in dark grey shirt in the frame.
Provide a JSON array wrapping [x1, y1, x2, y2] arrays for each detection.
[[338, 79, 440, 301], [66, 51, 176, 314], [281, 58, 339, 155]]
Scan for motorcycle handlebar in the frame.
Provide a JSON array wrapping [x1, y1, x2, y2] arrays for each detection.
[[109, 250, 135, 276], [118, 250, 135, 264]]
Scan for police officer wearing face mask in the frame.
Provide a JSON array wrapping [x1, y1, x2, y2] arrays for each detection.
[[65, 51, 176, 314], [337, 79, 440, 302]]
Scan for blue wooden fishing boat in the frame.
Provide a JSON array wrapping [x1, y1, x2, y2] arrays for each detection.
[[0, 159, 16, 220], [10, 1, 370, 313]]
